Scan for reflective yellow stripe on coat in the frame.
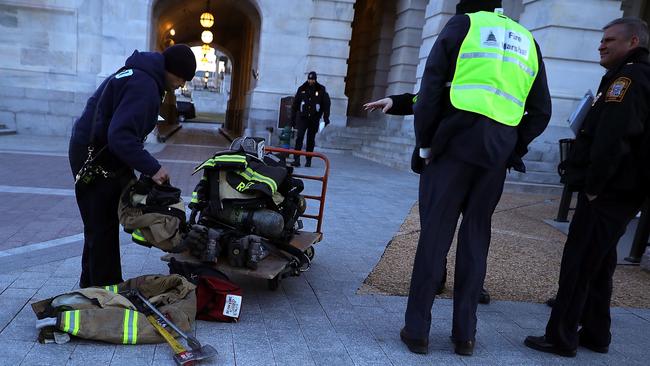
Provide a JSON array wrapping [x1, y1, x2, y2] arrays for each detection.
[[62, 310, 80, 336], [122, 309, 139, 344]]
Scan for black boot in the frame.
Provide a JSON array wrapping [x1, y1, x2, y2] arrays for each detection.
[[291, 156, 301, 167], [478, 287, 491, 304], [305, 157, 312, 167]]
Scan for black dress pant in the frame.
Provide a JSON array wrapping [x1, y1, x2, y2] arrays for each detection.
[[545, 192, 643, 350], [404, 155, 506, 342], [69, 142, 131, 288], [294, 117, 319, 161]]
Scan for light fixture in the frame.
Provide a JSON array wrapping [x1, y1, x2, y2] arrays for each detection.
[[201, 30, 213, 44], [199, 0, 214, 28], [200, 12, 214, 28], [170, 28, 176, 36]]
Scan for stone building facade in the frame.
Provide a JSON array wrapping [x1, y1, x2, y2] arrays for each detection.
[[0, 0, 644, 182]]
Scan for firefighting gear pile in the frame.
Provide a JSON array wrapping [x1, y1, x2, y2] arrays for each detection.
[[119, 176, 188, 253], [31, 274, 196, 345], [186, 137, 308, 270]]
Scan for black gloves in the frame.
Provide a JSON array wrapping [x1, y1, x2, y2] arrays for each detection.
[[182, 224, 209, 259]]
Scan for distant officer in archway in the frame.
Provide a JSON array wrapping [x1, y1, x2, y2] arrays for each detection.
[[290, 71, 330, 167], [69, 44, 196, 288], [525, 17, 650, 358]]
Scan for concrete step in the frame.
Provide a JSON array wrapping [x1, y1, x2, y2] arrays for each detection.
[[358, 145, 411, 164], [352, 150, 410, 171], [507, 170, 561, 185], [318, 135, 365, 146], [377, 134, 414, 146], [0, 124, 17, 136], [503, 180, 563, 195], [524, 160, 558, 173], [362, 140, 413, 155], [316, 139, 356, 151]]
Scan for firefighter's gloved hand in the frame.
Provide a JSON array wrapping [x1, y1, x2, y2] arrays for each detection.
[[183, 224, 209, 258], [324, 117, 330, 126]]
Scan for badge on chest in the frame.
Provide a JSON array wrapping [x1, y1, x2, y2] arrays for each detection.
[[605, 77, 631, 102]]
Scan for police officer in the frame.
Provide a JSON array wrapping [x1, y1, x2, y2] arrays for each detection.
[[69, 44, 197, 288], [290, 71, 330, 167], [364, 93, 492, 305], [525, 17, 650, 357], [395, 0, 552, 356]]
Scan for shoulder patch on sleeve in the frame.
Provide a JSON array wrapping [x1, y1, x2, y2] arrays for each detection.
[[115, 69, 133, 79], [605, 77, 631, 102]]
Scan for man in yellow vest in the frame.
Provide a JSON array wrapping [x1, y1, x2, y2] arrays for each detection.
[[398, 0, 551, 356]]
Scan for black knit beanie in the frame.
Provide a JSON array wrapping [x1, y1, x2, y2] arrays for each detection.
[[456, 0, 502, 14], [163, 44, 197, 81], [307, 71, 317, 81]]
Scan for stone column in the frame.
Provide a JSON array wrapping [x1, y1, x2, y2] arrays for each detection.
[[402, 0, 456, 134], [386, 0, 427, 96], [518, 0, 622, 161], [384, 0, 427, 130], [305, 0, 355, 127]]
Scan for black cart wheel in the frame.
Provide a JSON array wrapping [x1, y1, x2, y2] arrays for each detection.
[[268, 276, 280, 291], [305, 246, 315, 261]]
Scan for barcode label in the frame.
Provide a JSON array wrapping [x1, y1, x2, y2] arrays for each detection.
[[223, 294, 242, 318]]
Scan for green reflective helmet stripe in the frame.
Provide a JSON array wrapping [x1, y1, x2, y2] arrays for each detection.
[[450, 11, 538, 126], [236, 167, 277, 193], [412, 95, 418, 104], [131, 229, 148, 245], [122, 309, 139, 344], [62, 310, 80, 336], [193, 155, 248, 174], [104, 285, 119, 293]]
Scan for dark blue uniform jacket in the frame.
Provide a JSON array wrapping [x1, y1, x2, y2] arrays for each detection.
[[562, 47, 650, 196], [70, 50, 165, 176], [412, 14, 552, 174]]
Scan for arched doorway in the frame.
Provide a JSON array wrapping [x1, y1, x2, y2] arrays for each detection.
[[150, 0, 261, 135], [344, 0, 397, 128]]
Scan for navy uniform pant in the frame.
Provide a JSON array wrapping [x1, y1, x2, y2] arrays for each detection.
[[545, 192, 643, 350], [69, 142, 130, 288], [405, 155, 506, 342], [294, 117, 319, 161]]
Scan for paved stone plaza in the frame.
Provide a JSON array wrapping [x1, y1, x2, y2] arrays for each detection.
[[0, 125, 649, 365]]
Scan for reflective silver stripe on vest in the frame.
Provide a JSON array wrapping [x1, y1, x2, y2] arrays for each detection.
[[460, 52, 535, 77], [454, 84, 524, 107]]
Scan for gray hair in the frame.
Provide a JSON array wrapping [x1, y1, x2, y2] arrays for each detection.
[[603, 17, 649, 48]]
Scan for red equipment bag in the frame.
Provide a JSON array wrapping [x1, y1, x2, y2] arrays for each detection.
[[195, 275, 242, 322], [168, 258, 243, 322]]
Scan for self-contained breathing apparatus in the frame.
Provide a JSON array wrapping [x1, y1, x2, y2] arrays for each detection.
[[184, 137, 309, 271]]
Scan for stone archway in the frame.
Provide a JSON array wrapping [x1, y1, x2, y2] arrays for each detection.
[[150, 0, 261, 135], [344, 0, 397, 128]]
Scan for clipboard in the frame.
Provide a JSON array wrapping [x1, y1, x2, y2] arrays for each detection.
[[567, 90, 594, 136]]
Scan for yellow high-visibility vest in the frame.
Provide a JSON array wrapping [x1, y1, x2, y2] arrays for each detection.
[[450, 11, 538, 126]]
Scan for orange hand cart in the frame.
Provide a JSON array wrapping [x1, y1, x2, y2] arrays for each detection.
[[162, 147, 330, 290]]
